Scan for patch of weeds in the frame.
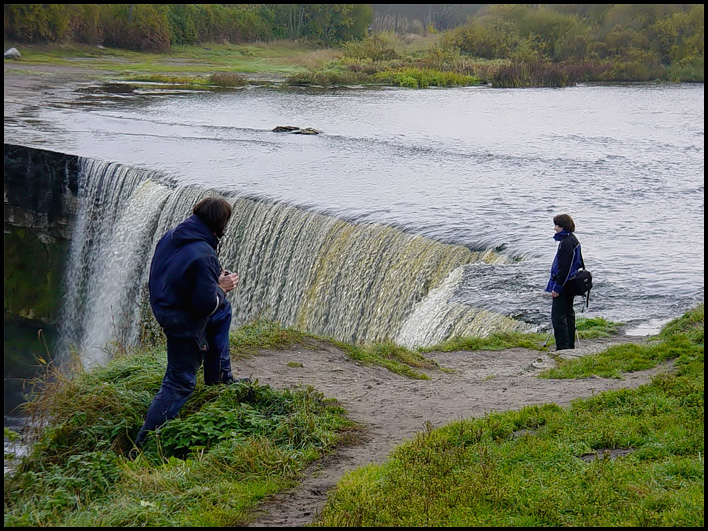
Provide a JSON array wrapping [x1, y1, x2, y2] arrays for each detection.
[[422, 331, 548, 353], [334, 339, 437, 380], [229, 319, 312, 358], [208, 72, 248, 87], [576, 316, 624, 338]]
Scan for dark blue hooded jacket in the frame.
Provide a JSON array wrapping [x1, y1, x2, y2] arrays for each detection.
[[149, 214, 226, 340], [546, 230, 583, 295]]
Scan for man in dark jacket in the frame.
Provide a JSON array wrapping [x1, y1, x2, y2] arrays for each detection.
[[545, 213, 583, 350], [135, 196, 246, 448]]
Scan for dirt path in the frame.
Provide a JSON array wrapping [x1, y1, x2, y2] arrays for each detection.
[[236, 334, 667, 527]]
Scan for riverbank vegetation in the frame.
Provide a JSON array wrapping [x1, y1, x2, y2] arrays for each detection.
[[4, 4, 703, 86], [5, 306, 702, 525], [315, 304, 704, 526], [3, 346, 354, 526]]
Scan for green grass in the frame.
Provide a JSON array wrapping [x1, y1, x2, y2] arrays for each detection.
[[228, 318, 313, 358], [229, 318, 438, 379], [3, 346, 352, 527], [575, 316, 624, 338], [313, 304, 704, 527], [333, 339, 438, 380], [3, 41, 322, 79], [419, 316, 623, 354], [6, 307, 701, 526], [542, 306, 703, 379]]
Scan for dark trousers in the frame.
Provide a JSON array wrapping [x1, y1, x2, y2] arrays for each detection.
[[552, 292, 576, 350], [136, 301, 233, 446]]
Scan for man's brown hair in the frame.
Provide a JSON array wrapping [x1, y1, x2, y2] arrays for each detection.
[[193, 197, 233, 238]]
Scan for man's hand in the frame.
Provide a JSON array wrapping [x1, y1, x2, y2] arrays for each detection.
[[551, 290, 560, 298], [218, 270, 239, 293]]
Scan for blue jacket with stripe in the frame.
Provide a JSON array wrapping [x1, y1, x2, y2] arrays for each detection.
[[546, 230, 583, 295]]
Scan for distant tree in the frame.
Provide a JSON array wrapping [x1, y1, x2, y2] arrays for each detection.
[[68, 4, 104, 44], [101, 4, 171, 52], [371, 4, 484, 35], [271, 4, 371, 44], [167, 3, 199, 45], [4, 4, 70, 42], [652, 4, 704, 64]]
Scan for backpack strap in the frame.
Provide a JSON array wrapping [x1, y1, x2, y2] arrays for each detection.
[[580, 290, 590, 312], [578, 245, 588, 312]]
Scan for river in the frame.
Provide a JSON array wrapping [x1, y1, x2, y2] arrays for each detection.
[[5, 81, 704, 331]]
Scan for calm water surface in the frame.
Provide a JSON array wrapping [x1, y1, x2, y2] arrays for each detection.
[[5, 82, 704, 328]]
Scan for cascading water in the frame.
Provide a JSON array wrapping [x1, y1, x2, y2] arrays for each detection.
[[59, 157, 526, 367], [58, 159, 169, 366]]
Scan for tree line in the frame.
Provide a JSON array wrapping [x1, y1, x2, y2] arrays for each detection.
[[439, 4, 703, 81], [3, 4, 373, 51], [4, 4, 703, 82]]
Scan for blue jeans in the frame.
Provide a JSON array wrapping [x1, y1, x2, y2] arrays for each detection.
[[135, 301, 233, 446]]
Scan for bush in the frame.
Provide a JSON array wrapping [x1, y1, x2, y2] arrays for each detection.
[[4, 4, 70, 43], [209, 72, 248, 87]]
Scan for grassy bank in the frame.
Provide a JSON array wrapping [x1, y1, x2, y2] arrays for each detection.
[[3, 345, 353, 527], [227, 316, 621, 379], [7, 35, 701, 89], [5, 308, 700, 526], [2, 317, 446, 526], [3, 40, 333, 81], [314, 304, 704, 526]]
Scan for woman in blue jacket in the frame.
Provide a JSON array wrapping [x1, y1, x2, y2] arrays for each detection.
[[135, 196, 247, 449], [546, 213, 584, 350]]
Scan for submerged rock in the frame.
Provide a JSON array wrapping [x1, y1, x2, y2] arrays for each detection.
[[296, 128, 321, 135], [273, 125, 321, 135]]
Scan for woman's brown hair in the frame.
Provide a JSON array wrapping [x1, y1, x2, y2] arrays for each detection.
[[553, 213, 575, 232]]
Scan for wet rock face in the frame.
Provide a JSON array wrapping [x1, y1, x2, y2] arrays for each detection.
[[4, 144, 80, 239], [4, 144, 80, 322]]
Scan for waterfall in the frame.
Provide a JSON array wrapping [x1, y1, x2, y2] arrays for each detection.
[[395, 266, 525, 348], [59, 158, 526, 367], [58, 160, 169, 366]]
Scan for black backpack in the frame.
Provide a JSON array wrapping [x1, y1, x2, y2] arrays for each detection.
[[567, 269, 592, 296], [566, 253, 592, 310]]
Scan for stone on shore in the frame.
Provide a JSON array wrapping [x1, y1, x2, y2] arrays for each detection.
[[4, 47, 21, 59]]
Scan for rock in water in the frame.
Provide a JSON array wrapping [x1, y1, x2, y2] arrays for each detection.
[[273, 125, 300, 133], [272, 125, 321, 135]]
